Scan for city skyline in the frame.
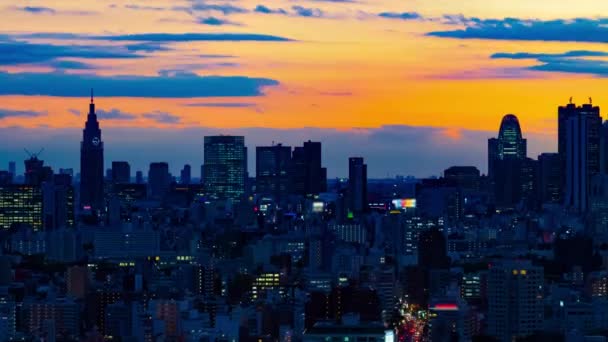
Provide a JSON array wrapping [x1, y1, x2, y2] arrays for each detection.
[[3, 0, 608, 176]]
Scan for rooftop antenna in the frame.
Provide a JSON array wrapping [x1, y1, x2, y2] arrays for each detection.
[[90, 88, 94, 104], [569, 96, 573, 104], [590, 97, 593, 105]]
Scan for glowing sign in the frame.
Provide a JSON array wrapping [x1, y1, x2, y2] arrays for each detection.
[[392, 198, 416, 209], [312, 202, 324, 213], [430, 303, 458, 311]]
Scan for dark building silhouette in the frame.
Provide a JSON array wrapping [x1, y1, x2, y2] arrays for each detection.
[[180, 164, 191, 185], [80, 92, 105, 211], [8, 161, 15, 178], [148, 162, 171, 200], [42, 174, 75, 230], [348, 157, 367, 214], [203, 136, 247, 201], [135, 171, 143, 184], [537, 153, 561, 204], [291, 141, 327, 196], [488, 114, 528, 208], [256, 144, 291, 201], [443, 166, 480, 190], [24, 155, 52, 187], [418, 228, 449, 269], [561, 102, 602, 212], [111, 161, 130, 184]]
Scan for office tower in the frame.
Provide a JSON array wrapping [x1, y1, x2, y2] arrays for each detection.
[[444, 166, 481, 190], [348, 157, 367, 213], [256, 144, 291, 201], [25, 299, 80, 339], [0, 296, 16, 341], [520, 157, 538, 204], [180, 164, 191, 184], [537, 153, 562, 204], [601, 121, 608, 174], [80, 91, 105, 211], [8, 161, 15, 178], [487, 261, 544, 341], [0, 185, 42, 230], [562, 102, 602, 212], [589, 174, 608, 239], [418, 227, 449, 269], [203, 135, 247, 201], [488, 114, 527, 178], [200, 164, 204, 183], [24, 154, 52, 186], [0, 171, 11, 185], [42, 174, 75, 230], [291, 140, 327, 196], [135, 171, 143, 184], [111, 161, 130, 184], [148, 162, 170, 200], [488, 114, 528, 208]]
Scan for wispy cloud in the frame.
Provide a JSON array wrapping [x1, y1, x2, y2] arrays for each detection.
[[378, 11, 422, 20], [0, 109, 47, 119], [97, 109, 137, 120], [143, 111, 181, 124]]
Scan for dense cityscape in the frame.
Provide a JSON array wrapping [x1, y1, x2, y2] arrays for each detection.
[[0, 92, 608, 342]]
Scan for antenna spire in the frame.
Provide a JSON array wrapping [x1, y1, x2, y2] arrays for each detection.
[[90, 88, 94, 104]]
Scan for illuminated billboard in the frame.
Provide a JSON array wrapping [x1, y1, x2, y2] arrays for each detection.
[[312, 201, 324, 213], [392, 198, 416, 209]]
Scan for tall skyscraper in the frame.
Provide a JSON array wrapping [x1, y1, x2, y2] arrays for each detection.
[[488, 114, 528, 208], [256, 144, 291, 201], [8, 162, 15, 178], [537, 153, 561, 204], [24, 154, 52, 187], [443, 166, 481, 190], [291, 141, 327, 196], [203, 136, 247, 201], [111, 161, 130, 184], [80, 91, 104, 211], [348, 157, 367, 214], [562, 102, 602, 212], [180, 164, 191, 185], [487, 261, 544, 341], [148, 162, 171, 200], [135, 171, 143, 184], [42, 174, 75, 230]]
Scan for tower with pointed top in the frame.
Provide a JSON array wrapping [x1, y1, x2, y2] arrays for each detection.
[[80, 90, 104, 212]]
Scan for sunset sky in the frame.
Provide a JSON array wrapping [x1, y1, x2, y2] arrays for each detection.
[[1, 0, 607, 177]]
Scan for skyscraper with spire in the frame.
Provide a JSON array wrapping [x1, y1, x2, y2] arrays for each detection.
[[80, 90, 104, 212]]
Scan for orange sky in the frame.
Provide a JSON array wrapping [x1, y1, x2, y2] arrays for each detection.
[[1, 0, 608, 175]]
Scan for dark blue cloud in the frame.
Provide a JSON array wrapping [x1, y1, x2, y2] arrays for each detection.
[[47, 60, 96, 70], [490, 50, 608, 77], [18, 6, 56, 14], [68, 109, 81, 116], [188, 2, 247, 15], [0, 71, 279, 97], [0, 109, 46, 119], [379, 12, 422, 20], [97, 109, 136, 120], [123, 4, 165, 11], [143, 111, 181, 124], [185, 102, 256, 107], [292, 6, 324, 17], [125, 42, 171, 52], [491, 50, 608, 59], [428, 17, 608, 43], [254, 5, 287, 15], [0, 40, 140, 66], [198, 17, 236, 26], [95, 32, 291, 42]]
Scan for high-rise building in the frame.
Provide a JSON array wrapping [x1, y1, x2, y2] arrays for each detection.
[[203, 135, 247, 201], [418, 227, 449, 269], [180, 164, 191, 184], [148, 162, 171, 200], [443, 166, 481, 190], [8, 161, 15, 178], [488, 114, 528, 208], [42, 174, 75, 230], [0, 185, 42, 230], [291, 141, 327, 196], [111, 161, 130, 184], [256, 144, 291, 201], [537, 153, 561, 204], [600, 121, 608, 174], [135, 171, 143, 184], [562, 102, 602, 212], [348, 157, 367, 213], [80, 91, 105, 211], [24, 154, 52, 186], [487, 261, 544, 341]]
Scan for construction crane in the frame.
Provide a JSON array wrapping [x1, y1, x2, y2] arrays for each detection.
[[24, 148, 44, 159]]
